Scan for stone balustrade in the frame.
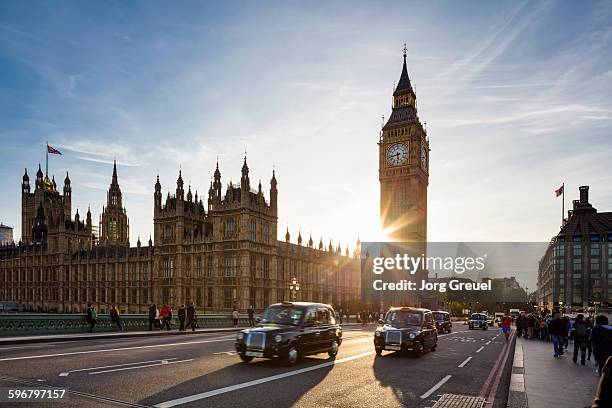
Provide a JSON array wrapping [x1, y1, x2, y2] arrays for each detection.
[[0, 313, 252, 336]]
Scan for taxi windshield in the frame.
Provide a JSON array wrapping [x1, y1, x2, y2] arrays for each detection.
[[433, 312, 448, 321], [385, 310, 422, 326], [471, 314, 487, 320], [260, 306, 304, 326]]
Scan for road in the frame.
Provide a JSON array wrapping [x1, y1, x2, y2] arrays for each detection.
[[0, 325, 515, 407]]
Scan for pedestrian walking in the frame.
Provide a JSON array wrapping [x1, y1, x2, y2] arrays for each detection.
[[526, 313, 536, 339], [86, 302, 97, 332], [591, 315, 612, 374], [501, 314, 512, 341], [186, 302, 196, 332], [548, 312, 565, 357], [247, 305, 255, 327], [515, 313, 524, 338], [572, 313, 588, 365], [110, 304, 123, 331], [159, 303, 173, 331], [586, 316, 594, 361], [148, 303, 157, 331], [232, 307, 239, 327], [178, 304, 186, 331], [591, 356, 612, 407], [562, 315, 571, 350]]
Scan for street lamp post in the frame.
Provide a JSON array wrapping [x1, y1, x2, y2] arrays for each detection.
[[289, 277, 300, 301]]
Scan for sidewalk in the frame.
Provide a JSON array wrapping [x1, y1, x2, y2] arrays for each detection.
[[509, 336, 599, 408], [0, 322, 368, 345]]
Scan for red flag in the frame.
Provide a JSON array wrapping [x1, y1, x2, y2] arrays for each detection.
[[555, 185, 564, 197], [47, 145, 62, 155]]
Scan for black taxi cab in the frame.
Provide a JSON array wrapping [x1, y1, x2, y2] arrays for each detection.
[[235, 302, 342, 366], [374, 307, 438, 356], [433, 310, 452, 334], [468, 313, 489, 330]]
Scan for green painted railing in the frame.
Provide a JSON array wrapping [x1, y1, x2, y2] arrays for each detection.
[[0, 313, 252, 336]]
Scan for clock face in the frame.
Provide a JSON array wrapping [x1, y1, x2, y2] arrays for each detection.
[[386, 143, 409, 166], [421, 145, 427, 168]]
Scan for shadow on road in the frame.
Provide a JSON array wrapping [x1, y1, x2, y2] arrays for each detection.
[[372, 350, 433, 405], [139, 354, 336, 407]]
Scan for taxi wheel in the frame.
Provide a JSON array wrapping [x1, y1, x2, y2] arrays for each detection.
[[413, 342, 423, 357], [430, 344, 437, 352], [284, 344, 299, 366], [239, 354, 253, 363], [328, 339, 339, 358]]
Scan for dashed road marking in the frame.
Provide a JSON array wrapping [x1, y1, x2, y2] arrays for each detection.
[[420, 375, 452, 399], [89, 359, 194, 375], [476, 346, 485, 353], [458, 356, 472, 368], [59, 358, 179, 376]]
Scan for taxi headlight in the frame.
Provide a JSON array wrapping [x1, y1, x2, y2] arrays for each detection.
[[408, 332, 416, 339], [274, 334, 283, 343], [375, 330, 382, 337], [237, 332, 244, 340]]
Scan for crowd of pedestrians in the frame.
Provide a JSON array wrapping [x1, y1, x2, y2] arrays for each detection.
[[84, 302, 199, 333], [513, 310, 612, 375]]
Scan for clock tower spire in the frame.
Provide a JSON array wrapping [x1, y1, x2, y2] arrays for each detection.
[[379, 46, 429, 243]]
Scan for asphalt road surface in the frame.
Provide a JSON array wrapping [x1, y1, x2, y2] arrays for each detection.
[[0, 326, 515, 407]]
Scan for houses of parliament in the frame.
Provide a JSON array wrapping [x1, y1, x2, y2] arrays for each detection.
[[0, 49, 428, 313]]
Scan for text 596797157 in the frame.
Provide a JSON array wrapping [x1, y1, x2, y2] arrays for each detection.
[[0, 388, 67, 402]]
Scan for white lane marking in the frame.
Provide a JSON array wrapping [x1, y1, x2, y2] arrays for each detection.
[[154, 351, 374, 408], [0, 337, 234, 363], [458, 356, 472, 368], [485, 341, 491, 345], [90, 359, 193, 375], [213, 351, 237, 356], [476, 346, 485, 353], [420, 375, 452, 399], [59, 358, 178, 377]]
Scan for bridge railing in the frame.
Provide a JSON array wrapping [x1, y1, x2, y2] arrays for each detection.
[[0, 313, 252, 336]]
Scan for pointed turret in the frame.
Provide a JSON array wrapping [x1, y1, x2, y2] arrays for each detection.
[[213, 161, 222, 198], [86, 206, 92, 226], [270, 169, 278, 214], [112, 160, 118, 186], [308, 234, 313, 248], [35, 164, 44, 189], [187, 184, 193, 202], [154, 175, 162, 211], [22, 168, 30, 194], [297, 230, 302, 246], [383, 44, 419, 131], [63, 171, 72, 217], [285, 227, 290, 243], [393, 44, 414, 97], [319, 237, 323, 250], [176, 169, 184, 200]]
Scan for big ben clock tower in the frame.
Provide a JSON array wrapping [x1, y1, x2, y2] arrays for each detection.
[[379, 46, 429, 243]]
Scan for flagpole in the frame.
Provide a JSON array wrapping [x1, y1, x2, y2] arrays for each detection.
[[562, 182, 565, 226], [46, 141, 48, 177]]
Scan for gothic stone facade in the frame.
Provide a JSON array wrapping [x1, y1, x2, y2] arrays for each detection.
[[0, 158, 360, 313]]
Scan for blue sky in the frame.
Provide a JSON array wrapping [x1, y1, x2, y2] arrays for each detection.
[[1, 1, 611, 249]]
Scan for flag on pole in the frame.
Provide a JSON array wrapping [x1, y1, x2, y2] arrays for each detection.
[[47, 145, 62, 155], [555, 185, 564, 197]]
